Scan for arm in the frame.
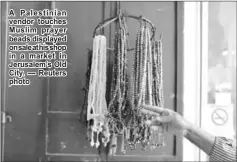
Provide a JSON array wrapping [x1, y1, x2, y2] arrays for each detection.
[[142, 105, 215, 154], [183, 121, 215, 155], [141, 105, 236, 161], [183, 121, 236, 161]]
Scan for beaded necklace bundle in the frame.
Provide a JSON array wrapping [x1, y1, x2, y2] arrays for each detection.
[[85, 14, 165, 154], [86, 35, 110, 148], [128, 23, 165, 151], [107, 17, 131, 155]]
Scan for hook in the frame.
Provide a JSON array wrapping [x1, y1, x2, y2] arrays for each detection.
[[153, 26, 156, 33], [144, 20, 147, 28], [94, 23, 102, 37], [150, 26, 156, 41], [138, 15, 143, 27], [118, 15, 122, 29], [160, 33, 163, 40], [117, 10, 121, 29], [123, 19, 129, 37], [99, 23, 103, 35], [119, 11, 127, 31], [87, 48, 92, 52], [138, 15, 143, 20], [118, 9, 122, 17], [117, 8, 121, 17]]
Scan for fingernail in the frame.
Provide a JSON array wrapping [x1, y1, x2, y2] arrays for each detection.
[[145, 120, 152, 125], [156, 117, 163, 122]]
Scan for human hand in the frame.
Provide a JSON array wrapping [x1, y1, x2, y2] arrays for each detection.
[[141, 105, 190, 136]]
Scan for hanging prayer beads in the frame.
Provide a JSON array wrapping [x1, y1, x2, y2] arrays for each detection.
[[87, 35, 109, 148], [129, 24, 166, 150], [85, 11, 166, 154]]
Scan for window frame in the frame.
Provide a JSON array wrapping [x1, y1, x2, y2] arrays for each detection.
[[200, 2, 236, 161], [200, 2, 209, 161], [183, 2, 202, 161], [183, 2, 236, 162]]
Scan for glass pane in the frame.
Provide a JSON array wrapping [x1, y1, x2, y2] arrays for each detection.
[[201, 2, 236, 161], [204, 2, 236, 139]]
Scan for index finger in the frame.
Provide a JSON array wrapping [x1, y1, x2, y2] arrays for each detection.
[[140, 109, 159, 116], [142, 105, 165, 114]]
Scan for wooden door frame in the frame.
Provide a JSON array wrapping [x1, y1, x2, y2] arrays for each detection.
[[182, 2, 202, 162], [174, 1, 184, 161], [1, 2, 8, 161]]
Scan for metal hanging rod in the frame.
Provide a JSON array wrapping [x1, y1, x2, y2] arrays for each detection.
[[93, 10, 156, 41]]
